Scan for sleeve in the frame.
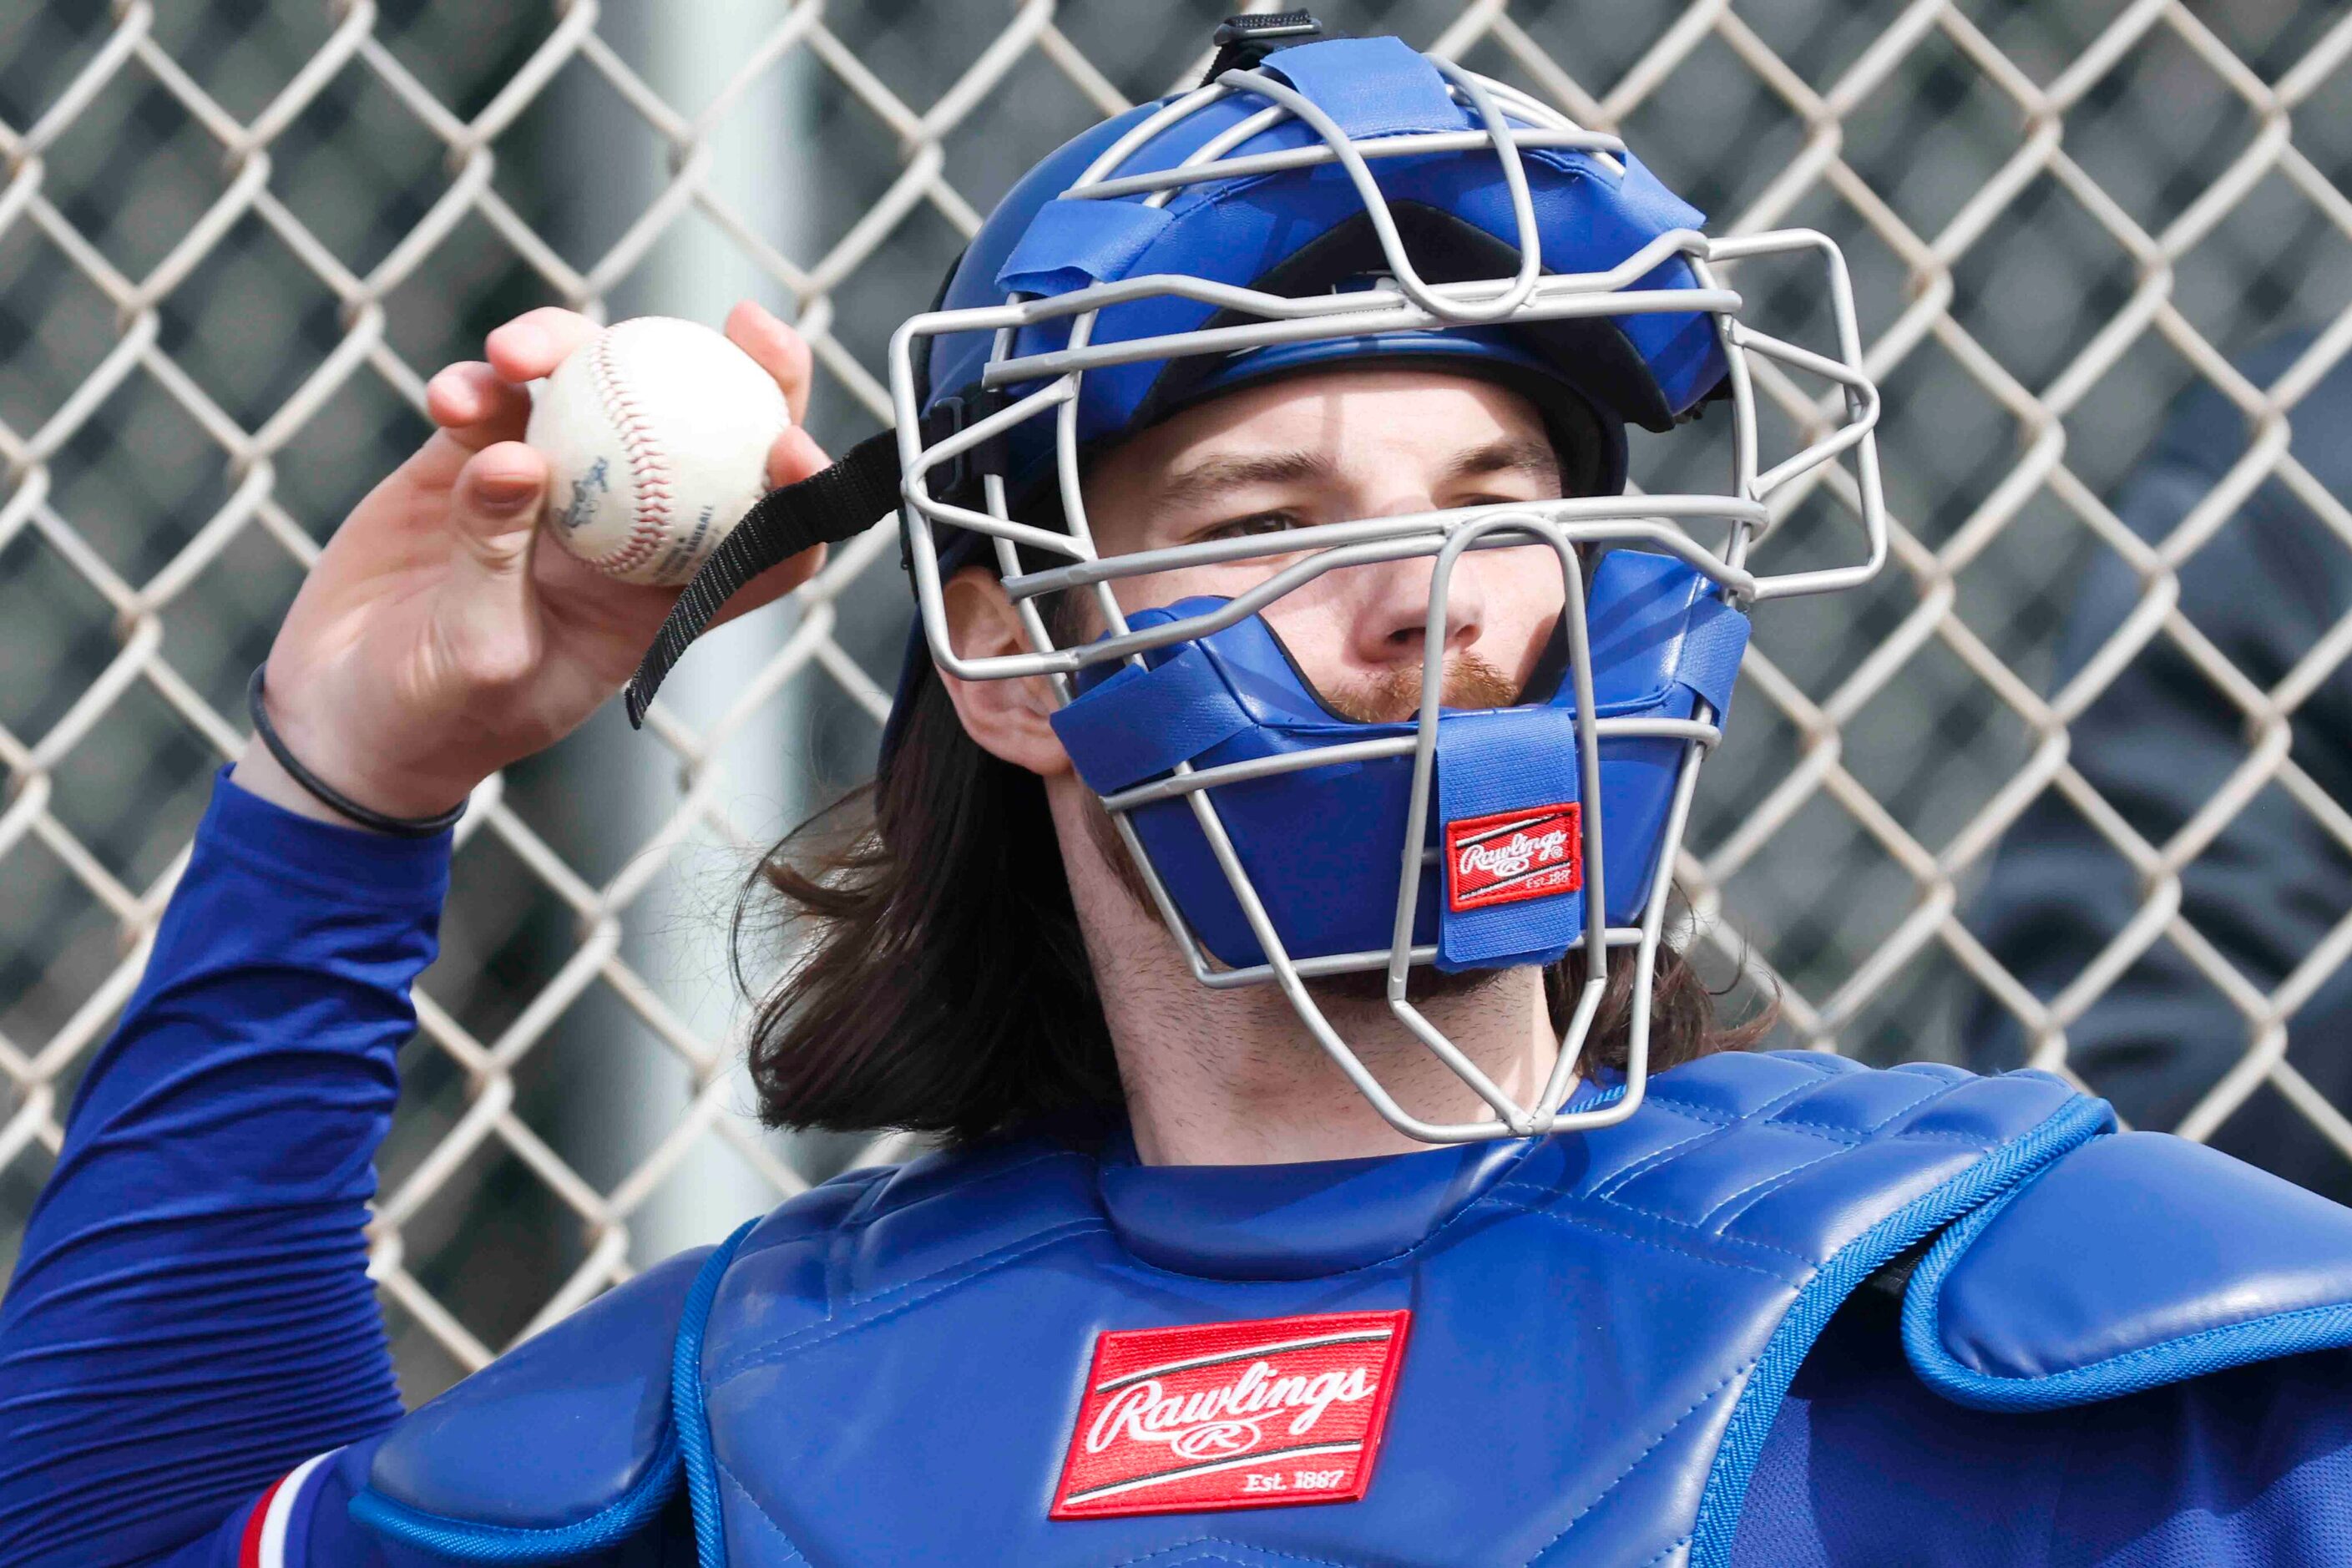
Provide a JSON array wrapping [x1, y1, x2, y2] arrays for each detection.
[[1963, 331, 2352, 1204], [0, 766, 450, 1567], [156, 1438, 690, 1568]]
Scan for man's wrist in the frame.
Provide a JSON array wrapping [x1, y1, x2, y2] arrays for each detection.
[[237, 664, 479, 830], [230, 734, 473, 836], [230, 736, 377, 831]]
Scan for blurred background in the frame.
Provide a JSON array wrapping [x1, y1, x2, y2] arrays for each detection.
[[6, 0, 2352, 1400]]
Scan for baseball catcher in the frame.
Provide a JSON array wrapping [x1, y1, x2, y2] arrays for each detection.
[[5, 18, 2349, 1566]]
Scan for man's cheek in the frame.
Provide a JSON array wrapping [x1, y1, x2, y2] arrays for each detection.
[[1478, 574, 1566, 693], [1110, 564, 1255, 620]]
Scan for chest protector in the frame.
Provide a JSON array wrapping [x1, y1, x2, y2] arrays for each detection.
[[347, 1052, 2352, 1566]]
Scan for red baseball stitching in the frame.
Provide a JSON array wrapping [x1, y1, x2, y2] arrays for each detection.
[[584, 325, 675, 579]]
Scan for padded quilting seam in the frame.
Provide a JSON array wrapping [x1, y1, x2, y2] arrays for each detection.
[[1482, 1195, 1807, 1283], [719, 1463, 812, 1566], [708, 1219, 1109, 1380], [1108, 1534, 1368, 1567], [1698, 1085, 2000, 1236], [1686, 1146, 1848, 1234], [1604, 1075, 1989, 1238], [833, 1150, 1079, 1236], [737, 1149, 1089, 1352], [1772, 1062, 1971, 1131], [736, 1170, 893, 1318], [1763, 1072, 1972, 1141], [1579, 1105, 1758, 1204], [1505, 1156, 1955, 1275], [763, 1170, 892, 1242], [1593, 1064, 1849, 1201], [1643, 1064, 1844, 1121], [1522, 1355, 1757, 1563], [1692, 1135, 2020, 1241]]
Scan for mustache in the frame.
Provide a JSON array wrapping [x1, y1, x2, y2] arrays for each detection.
[[1317, 653, 1522, 723]]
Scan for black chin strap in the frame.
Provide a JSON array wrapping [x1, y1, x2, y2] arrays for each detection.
[[624, 425, 907, 728]]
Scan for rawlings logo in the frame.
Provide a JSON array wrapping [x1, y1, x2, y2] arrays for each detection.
[[1051, 1311, 1412, 1520], [1444, 803, 1582, 913], [1458, 827, 1572, 882], [1085, 1359, 1378, 1460]]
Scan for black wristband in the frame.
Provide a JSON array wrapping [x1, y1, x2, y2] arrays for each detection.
[[245, 664, 467, 838]]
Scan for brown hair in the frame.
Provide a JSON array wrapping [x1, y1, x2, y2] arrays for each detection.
[[735, 664, 1771, 1147]]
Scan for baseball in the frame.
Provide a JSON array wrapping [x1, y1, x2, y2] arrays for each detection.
[[527, 316, 791, 586]]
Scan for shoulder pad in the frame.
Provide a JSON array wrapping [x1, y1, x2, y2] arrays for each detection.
[[348, 1172, 895, 1559], [1902, 1131, 2352, 1411], [350, 1247, 704, 1555], [706, 1138, 1096, 1366]]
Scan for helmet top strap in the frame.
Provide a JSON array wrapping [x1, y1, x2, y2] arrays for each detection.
[[1201, 11, 1324, 86]]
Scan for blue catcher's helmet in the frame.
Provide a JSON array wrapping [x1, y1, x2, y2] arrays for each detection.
[[632, 20, 1887, 1146], [910, 37, 1725, 505]]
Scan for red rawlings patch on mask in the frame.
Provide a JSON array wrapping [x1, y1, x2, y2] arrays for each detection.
[[1050, 1310, 1413, 1520], [1443, 803, 1583, 913]]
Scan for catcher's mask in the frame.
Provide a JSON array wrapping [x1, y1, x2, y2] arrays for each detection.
[[629, 21, 1885, 1146]]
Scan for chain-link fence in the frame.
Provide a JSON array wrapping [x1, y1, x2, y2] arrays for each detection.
[[7, 0, 2352, 1401]]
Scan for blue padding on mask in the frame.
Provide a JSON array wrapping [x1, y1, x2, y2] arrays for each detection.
[[1058, 551, 1745, 974], [1257, 36, 1469, 140], [1051, 644, 1255, 793], [994, 198, 1172, 298], [1434, 708, 1586, 968], [1678, 594, 1749, 716]]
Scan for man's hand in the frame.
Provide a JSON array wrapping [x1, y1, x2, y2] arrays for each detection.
[[232, 301, 832, 827]]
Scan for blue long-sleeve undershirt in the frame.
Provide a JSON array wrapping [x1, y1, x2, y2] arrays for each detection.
[[0, 768, 446, 1566]]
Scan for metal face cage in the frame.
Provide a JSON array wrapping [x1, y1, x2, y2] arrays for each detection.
[[886, 60, 1889, 1146]]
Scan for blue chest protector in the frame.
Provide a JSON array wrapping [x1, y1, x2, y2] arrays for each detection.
[[346, 1053, 2352, 1566]]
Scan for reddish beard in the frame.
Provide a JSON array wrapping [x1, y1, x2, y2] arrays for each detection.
[[1314, 651, 1521, 723]]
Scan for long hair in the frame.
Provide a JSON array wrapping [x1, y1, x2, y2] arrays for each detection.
[[736, 665, 1772, 1147]]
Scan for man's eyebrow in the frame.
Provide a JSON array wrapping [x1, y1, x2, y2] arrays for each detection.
[[1154, 449, 1335, 512], [1442, 435, 1561, 490]]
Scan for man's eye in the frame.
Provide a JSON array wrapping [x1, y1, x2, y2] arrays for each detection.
[[1201, 511, 1298, 543]]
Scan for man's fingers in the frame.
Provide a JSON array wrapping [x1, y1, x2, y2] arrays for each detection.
[[765, 424, 833, 491], [726, 300, 816, 427], [427, 362, 533, 451], [484, 307, 603, 386]]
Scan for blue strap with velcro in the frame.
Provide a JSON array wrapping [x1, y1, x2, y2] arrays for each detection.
[[1258, 36, 1469, 139], [1050, 645, 1255, 794], [1676, 596, 1748, 718], [995, 199, 1173, 297], [1434, 707, 1585, 969]]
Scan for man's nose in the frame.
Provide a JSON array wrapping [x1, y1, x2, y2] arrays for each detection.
[[1344, 531, 1488, 669]]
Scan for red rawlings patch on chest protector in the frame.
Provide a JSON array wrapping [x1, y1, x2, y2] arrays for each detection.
[[1443, 802, 1583, 913], [1050, 1310, 1413, 1520]]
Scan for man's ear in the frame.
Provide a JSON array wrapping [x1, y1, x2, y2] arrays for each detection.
[[936, 565, 1074, 778]]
